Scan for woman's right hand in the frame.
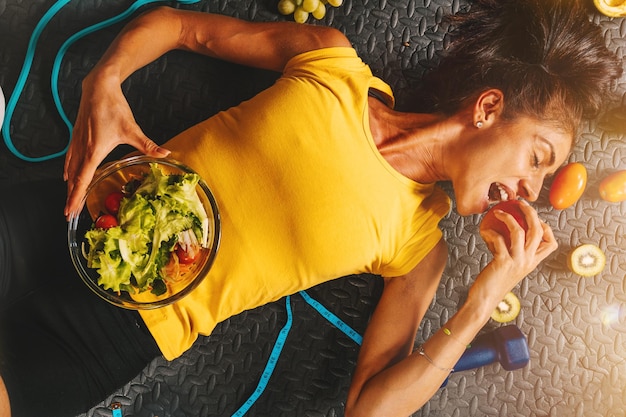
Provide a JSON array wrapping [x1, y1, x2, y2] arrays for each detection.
[[63, 72, 170, 219]]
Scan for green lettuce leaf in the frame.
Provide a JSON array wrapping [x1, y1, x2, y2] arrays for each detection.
[[84, 163, 209, 294]]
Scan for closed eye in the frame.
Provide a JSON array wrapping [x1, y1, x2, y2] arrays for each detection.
[[532, 153, 540, 169]]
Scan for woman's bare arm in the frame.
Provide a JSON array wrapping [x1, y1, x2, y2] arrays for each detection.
[[93, 6, 350, 78], [345, 202, 558, 417], [64, 7, 350, 217]]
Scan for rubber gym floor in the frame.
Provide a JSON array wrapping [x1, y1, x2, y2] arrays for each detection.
[[0, 0, 625, 416]]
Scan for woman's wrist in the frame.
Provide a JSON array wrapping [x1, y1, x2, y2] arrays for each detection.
[[460, 291, 497, 324], [85, 63, 123, 88]]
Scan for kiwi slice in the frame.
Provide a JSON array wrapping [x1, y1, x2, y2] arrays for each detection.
[[568, 244, 606, 277], [491, 292, 521, 323]]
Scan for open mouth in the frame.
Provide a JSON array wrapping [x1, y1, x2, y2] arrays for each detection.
[[488, 182, 510, 203]]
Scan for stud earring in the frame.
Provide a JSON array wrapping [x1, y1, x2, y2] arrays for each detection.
[[475, 121, 484, 128]]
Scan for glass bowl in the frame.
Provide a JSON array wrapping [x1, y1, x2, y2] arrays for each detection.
[[68, 155, 221, 309]]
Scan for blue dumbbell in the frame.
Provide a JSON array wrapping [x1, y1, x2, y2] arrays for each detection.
[[443, 324, 530, 386]]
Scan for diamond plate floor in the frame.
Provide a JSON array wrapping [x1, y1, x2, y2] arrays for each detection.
[[0, 1, 625, 416]]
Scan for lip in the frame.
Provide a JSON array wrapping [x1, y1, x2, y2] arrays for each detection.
[[488, 182, 517, 204], [502, 183, 517, 200]]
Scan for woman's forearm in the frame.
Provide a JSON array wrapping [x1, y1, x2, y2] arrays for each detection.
[[349, 214, 554, 417], [349, 298, 491, 417], [87, 7, 183, 85], [87, 5, 351, 86]]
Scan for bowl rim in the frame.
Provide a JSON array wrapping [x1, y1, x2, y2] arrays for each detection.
[[68, 155, 221, 310]]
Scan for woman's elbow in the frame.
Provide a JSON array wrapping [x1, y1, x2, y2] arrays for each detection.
[[344, 391, 388, 417], [344, 402, 369, 417], [344, 389, 371, 417]]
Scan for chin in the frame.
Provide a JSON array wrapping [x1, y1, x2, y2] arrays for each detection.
[[455, 203, 473, 217], [455, 199, 486, 216]]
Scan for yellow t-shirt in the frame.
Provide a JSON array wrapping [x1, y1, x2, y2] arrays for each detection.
[[140, 47, 451, 360]]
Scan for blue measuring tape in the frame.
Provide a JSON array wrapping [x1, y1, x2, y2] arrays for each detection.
[[299, 290, 363, 345], [233, 291, 363, 416], [231, 295, 295, 417], [1, 0, 201, 162]]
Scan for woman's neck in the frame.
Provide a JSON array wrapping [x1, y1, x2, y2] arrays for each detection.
[[368, 97, 457, 184]]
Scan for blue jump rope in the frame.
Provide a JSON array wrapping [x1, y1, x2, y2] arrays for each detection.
[[3, 1, 364, 415], [3, 0, 206, 161]]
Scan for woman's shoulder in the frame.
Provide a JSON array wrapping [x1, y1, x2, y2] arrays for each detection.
[[284, 46, 393, 99], [284, 46, 373, 74]]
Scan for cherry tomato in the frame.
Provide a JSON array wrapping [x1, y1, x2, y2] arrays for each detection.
[[95, 214, 118, 229], [104, 192, 124, 215], [599, 170, 626, 202], [175, 244, 199, 264], [549, 162, 587, 210], [480, 200, 528, 248]]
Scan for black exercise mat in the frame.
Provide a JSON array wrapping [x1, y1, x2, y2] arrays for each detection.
[[1, 1, 625, 417]]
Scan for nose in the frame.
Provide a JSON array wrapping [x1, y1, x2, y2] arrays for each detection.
[[519, 177, 543, 201]]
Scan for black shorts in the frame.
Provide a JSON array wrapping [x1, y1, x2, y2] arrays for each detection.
[[0, 179, 160, 417]]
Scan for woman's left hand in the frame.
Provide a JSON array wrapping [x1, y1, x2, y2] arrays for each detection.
[[476, 200, 558, 304]]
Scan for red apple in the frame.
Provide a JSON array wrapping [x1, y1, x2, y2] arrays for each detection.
[[479, 200, 528, 247]]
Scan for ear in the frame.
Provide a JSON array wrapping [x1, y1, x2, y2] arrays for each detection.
[[473, 89, 504, 128]]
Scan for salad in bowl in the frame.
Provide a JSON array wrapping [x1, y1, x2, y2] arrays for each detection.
[[68, 156, 221, 309]]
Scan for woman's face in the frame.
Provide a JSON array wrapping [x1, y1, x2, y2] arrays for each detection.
[[451, 116, 572, 216]]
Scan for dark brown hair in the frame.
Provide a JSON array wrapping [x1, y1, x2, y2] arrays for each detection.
[[417, 0, 623, 134]]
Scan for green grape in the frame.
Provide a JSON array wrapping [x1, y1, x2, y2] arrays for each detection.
[[278, 0, 296, 15], [293, 5, 309, 23], [302, 0, 319, 12], [312, 2, 326, 19], [327, 0, 342, 6]]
